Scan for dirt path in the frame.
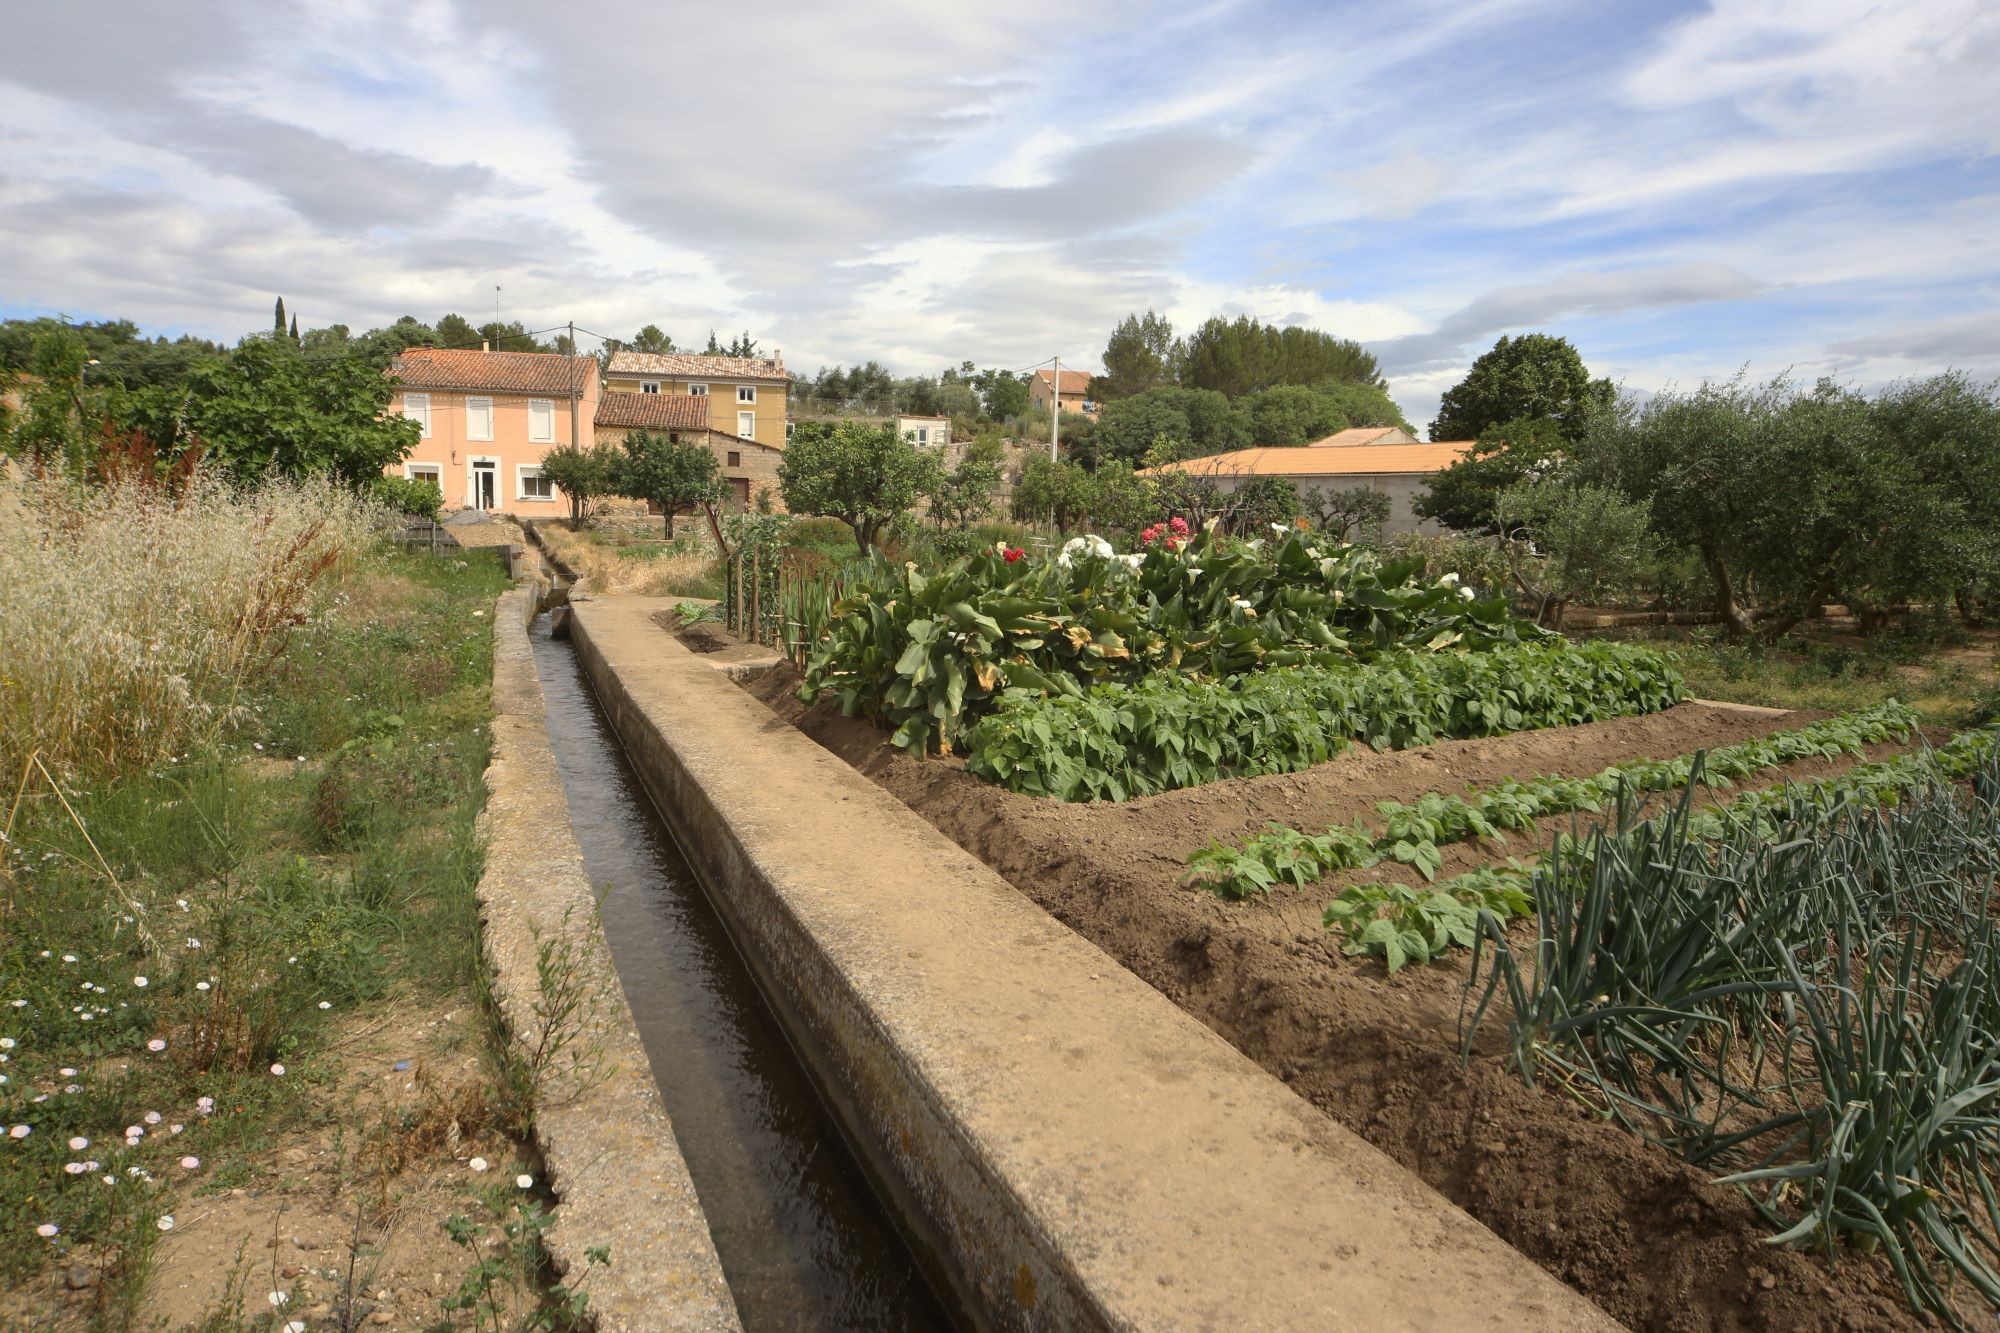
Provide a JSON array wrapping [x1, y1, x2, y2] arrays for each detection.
[[747, 665, 1936, 1332]]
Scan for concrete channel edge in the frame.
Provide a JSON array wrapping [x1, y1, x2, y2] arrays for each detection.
[[478, 588, 741, 1332], [569, 594, 1623, 1333]]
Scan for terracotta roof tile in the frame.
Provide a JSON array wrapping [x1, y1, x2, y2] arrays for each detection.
[[389, 347, 595, 396], [1142, 441, 1477, 479], [1033, 367, 1094, 394], [1307, 426, 1417, 447], [606, 351, 789, 383], [594, 392, 712, 431]]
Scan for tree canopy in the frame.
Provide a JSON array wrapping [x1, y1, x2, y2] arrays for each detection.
[[616, 430, 723, 537], [1429, 333, 1614, 443], [778, 420, 930, 551]]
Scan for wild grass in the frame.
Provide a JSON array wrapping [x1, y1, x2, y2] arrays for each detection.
[[535, 520, 723, 598], [0, 463, 387, 780], [0, 541, 509, 1318]]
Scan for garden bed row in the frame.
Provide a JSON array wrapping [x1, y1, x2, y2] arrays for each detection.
[[744, 662, 1943, 1331]]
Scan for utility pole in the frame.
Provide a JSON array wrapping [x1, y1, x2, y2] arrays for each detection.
[[1049, 356, 1060, 461]]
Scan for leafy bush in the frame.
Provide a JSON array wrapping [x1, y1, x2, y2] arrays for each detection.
[[803, 522, 1564, 755], [964, 639, 1685, 801]]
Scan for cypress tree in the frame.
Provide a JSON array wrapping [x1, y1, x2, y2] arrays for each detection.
[[274, 297, 287, 336], [289, 314, 299, 343]]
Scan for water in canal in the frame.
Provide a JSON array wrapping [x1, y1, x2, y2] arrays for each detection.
[[529, 617, 951, 1331]]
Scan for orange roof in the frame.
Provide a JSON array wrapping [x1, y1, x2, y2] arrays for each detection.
[[1033, 367, 1093, 395], [1142, 441, 1476, 479], [1307, 426, 1416, 448], [389, 347, 596, 396], [594, 391, 711, 431]]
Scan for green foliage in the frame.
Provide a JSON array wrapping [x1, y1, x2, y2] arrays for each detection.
[[371, 472, 444, 521], [537, 442, 623, 525], [1300, 485, 1391, 544], [1412, 416, 1566, 534], [1239, 382, 1411, 443], [966, 639, 1684, 801], [1010, 455, 1099, 532], [1190, 702, 1920, 903], [1430, 333, 1615, 444], [1461, 736, 2000, 1324], [615, 429, 722, 538], [921, 435, 1003, 529], [1179, 315, 1386, 396], [1324, 867, 1535, 972], [1578, 372, 2000, 639], [1184, 822, 1377, 899], [1226, 476, 1302, 531], [804, 521, 1593, 764], [1494, 480, 1659, 619], [1095, 310, 1178, 401], [1086, 386, 1248, 467], [778, 419, 930, 551]]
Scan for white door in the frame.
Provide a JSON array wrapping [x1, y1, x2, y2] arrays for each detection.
[[471, 460, 498, 511]]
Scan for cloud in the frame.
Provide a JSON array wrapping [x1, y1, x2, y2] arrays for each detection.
[[1374, 262, 1771, 372], [1826, 310, 2000, 366]]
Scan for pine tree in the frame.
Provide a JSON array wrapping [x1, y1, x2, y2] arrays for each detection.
[[273, 297, 287, 336], [704, 329, 722, 354]]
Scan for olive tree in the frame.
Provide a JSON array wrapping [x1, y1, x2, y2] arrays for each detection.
[[778, 420, 929, 552], [616, 430, 723, 538]]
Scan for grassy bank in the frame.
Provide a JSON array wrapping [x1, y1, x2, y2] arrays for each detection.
[[1, 542, 520, 1325]]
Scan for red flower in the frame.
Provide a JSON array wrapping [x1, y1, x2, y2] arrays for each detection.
[[1140, 523, 1162, 546], [1003, 546, 1024, 563], [1168, 515, 1190, 536]]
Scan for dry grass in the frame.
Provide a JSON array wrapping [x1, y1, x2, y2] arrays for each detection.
[[537, 520, 722, 597], [0, 462, 385, 779]]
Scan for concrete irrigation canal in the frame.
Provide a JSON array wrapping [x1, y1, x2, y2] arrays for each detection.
[[529, 613, 951, 1330], [483, 584, 1617, 1331]]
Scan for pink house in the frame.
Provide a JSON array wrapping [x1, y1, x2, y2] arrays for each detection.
[[385, 347, 600, 515]]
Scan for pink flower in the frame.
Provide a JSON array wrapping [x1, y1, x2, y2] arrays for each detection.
[[146, 1039, 166, 1053]]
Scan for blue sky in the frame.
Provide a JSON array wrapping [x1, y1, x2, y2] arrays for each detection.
[[1, 0, 1994, 431]]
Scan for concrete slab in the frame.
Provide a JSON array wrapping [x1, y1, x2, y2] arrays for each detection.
[[569, 595, 1621, 1333], [479, 590, 740, 1331]]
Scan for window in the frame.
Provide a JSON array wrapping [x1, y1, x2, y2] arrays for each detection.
[[737, 411, 755, 439], [688, 383, 709, 397], [528, 399, 555, 443], [466, 396, 494, 441], [736, 385, 756, 404], [726, 450, 741, 468], [915, 427, 931, 446], [785, 421, 795, 444], [640, 381, 660, 394], [517, 465, 553, 501], [404, 462, 441, 486], [402, 393, 431, 438]]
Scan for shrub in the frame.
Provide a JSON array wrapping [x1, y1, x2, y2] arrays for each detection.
[[0, 464, 382, 779]]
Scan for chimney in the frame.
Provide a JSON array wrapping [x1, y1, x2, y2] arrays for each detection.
[[481, 340, 491, 353]]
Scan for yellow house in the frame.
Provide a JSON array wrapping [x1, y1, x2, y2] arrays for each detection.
[[1029, 367, 1097, 420], [603, 351, 789, 449]]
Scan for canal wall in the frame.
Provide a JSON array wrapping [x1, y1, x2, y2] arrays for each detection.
[[481, 588, 741, 1331], [568, 594, 1620, 1332]]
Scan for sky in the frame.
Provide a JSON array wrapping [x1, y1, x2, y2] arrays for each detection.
[[1, 0, 1995, 432]]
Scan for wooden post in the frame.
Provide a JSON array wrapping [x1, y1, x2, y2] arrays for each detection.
[[750, 547, 762, 646]]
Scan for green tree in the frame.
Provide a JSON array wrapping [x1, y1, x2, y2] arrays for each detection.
[[1178, 316, 1384, 396], [435, 313, 480, 349], [1095, 311, 1177, 401], [538, 441, 624, 526], [921, 436, 1004, 529], [172, 337, 418, 486], [977, 369, 1031, 421], [1087, 386, 1247, 466], [1224, 476, 1302, 531], [1087, 460, 1156, 532], [1010, 455, 1097, 533], [631, 324, 674, 354], [1430, 333, 1614, 443], [1494, 482, 1658, 625], [1413, 417, 1566, 533], [372, 473, 443, 521], [1239, 382, 1410, 444], [778, 420, 930, 551], [1301, 485, 1392, 544], [273, 297, 287, 338], [616, 430, 723, 538], [4, 325, 95, 466]]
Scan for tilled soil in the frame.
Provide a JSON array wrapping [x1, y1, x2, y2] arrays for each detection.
[[746, 665, 1942, 1332]]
